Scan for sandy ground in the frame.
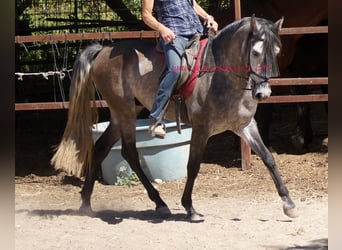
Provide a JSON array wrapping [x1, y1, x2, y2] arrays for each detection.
[[15, 150, 328, 250]]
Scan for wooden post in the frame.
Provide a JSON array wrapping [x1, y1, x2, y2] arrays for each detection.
[[241, 139, 251, 170], [234, 0, 241, 20], [234, 0, 249, 169]]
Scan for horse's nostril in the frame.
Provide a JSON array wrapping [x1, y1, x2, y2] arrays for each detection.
[[255, 90, 271, 101], [255, 92, 263, 100]]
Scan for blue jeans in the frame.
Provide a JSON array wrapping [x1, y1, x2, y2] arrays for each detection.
[[149, 36, 189, 122]]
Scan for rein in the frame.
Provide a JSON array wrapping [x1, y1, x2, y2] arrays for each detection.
[[221, 65, 270, 92]]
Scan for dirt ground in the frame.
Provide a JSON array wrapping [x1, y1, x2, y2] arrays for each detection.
[[15, 103, 328, 250]]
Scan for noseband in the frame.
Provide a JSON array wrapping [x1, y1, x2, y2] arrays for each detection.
[[243, 70, 269, 91]]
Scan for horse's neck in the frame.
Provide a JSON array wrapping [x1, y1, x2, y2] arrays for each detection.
[[209, 34, 249, 90]]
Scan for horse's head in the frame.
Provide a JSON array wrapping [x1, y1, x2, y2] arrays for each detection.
[[246, 15, 283, 101], [212, 15, 283, 101]]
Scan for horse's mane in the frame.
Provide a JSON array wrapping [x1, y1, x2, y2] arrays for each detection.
[[214, 17, 247, 40], [254, 18, 282, 77], [214, 17, 282, 77]]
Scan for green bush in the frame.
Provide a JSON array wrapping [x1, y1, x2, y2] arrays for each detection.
[[115, 166, 141, 187]]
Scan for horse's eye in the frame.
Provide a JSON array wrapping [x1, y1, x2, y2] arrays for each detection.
[[252, 50, 260, 57]]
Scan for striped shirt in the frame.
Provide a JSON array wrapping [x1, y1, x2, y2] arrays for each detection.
[[153, 0, 203, 36]]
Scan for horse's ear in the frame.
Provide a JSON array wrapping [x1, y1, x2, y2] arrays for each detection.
[[274, 17, 284, 33], [250, 14, 258, 32]]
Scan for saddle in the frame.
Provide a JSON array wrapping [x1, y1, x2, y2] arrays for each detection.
[[176, 34, 207, 92]]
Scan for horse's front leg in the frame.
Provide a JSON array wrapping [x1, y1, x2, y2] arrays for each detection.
[[181, 126, 209, 221], [239, 118, 298, 218]]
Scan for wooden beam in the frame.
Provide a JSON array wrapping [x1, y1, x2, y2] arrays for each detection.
[[269, 77, 328, 86], [15, 94, 328, 111], [260, 94, 328, 103], [15, 100, 108, 111], [14, 26, 328, 44], [15, 30, 159, 43], [279, 26, 328, 35]]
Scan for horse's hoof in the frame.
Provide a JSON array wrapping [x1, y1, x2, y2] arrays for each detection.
[[156, 206, 172, 218], [185, 208, 204, 222], [186, 212, 204, 222], [283, 203, 299, 218], [291, 134, 305, 150], [79, 204, 95, 217]]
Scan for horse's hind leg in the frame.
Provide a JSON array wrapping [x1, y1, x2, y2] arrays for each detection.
[[291, 86, 313, 149], [119, 120, 171, 218], [239, 118, 298, 218], [293, 102, 312, 149], [80, 121, 120, 214]]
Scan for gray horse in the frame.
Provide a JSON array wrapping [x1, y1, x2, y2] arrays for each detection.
[[51, 15, 297, 220]]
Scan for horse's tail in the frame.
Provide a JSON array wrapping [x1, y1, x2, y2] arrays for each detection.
[[51, 43, 103, 177]]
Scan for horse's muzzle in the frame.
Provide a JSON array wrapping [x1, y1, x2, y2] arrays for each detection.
[[253, 82, 272, 101]]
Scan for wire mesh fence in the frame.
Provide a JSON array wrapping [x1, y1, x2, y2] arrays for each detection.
[[15, 0, 145, 104], [16, 0, 143, 34]]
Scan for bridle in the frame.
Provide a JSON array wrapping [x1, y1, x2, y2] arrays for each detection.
[[241, 33, 272, 91], [243, 70, 270, 91]]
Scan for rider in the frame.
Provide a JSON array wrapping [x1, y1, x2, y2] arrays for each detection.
[[142, 0, 218, 138]]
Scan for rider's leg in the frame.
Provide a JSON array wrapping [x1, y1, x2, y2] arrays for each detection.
[[149, 36, 188, 138]]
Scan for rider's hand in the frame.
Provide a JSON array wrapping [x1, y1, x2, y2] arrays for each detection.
[[160, 27, 176, 43], [205, 16, 218, 34]]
